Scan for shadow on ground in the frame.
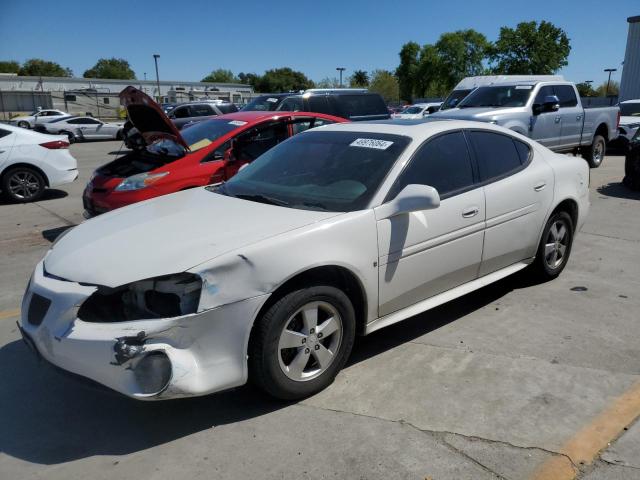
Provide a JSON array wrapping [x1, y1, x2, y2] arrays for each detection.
[[41, 225, 75, 243], [0, 269, 542, 465], [0, 189, 68, 206], [597, 182, 640, 200]]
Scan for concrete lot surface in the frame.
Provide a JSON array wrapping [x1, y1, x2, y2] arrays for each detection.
[[0, 141, 639, 479]]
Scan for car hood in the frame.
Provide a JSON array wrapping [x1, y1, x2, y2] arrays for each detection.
[[394, 113, 422, 119], [120, 86, 189, 150], [44, 188, 342, 287]]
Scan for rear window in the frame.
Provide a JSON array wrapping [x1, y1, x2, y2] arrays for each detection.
[[191, 104, 215, 116], [180, 119, 243, 151], [242, 96, 284, 111], [217, 103, 238, 114], [332, 94, 388, 119]]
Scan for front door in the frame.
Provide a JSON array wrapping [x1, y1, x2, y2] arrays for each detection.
[[555, 85, 583, 150], [377, 131, 485, 316], [530, 85, 561, 148], [225, 121, 289, 179]]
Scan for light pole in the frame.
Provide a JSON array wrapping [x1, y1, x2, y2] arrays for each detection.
[[336, 67, 346, 88], [153, 54, 161, 103], [604, 68, 617, 97]]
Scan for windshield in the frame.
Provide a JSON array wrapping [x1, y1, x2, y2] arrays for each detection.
[[458, 85, 534, 108], [146, 138, 186, 158], [215, 130, 411, 212], [403, 106, 423, 114], [242, 96, 282, 111], [180, 118, 245, 151], [440, 89, 473, 110], [620, 103, 640, 117]]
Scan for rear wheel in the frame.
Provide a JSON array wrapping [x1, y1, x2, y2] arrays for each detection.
[[530, 211, 574, 280], [17, 121, 30, 129], [249, 286, 355, 400], [61, 131, 75, 143], [582, 134, 606, 168], [2, 167, 46, 202]]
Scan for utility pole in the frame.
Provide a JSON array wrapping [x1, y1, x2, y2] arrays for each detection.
[[336, 67, 346, 88], [153, 54, 161, 103], [604, 68, 617, 97]]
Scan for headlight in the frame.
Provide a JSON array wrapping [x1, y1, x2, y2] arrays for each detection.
[[115, 172, 169, 191], [78, 273, 202, 322]]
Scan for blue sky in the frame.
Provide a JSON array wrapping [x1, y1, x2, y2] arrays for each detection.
[[0, 0, 636, 87]]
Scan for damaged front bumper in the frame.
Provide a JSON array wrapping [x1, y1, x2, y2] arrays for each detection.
[[20, 260, 269, 400]]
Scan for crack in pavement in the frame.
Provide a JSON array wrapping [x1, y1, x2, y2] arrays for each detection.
[[33, 202, 75, 226], [581, 230, 640, 243]]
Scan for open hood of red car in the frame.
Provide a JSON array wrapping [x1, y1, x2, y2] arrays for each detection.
[[119, 86, 189, 150]]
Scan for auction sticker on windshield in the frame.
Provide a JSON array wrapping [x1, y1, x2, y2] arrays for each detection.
[[267, 98, 279, 103], [228, 120, 247, 126], [515, 85, 533, 89], [350, 138, 394, 150]]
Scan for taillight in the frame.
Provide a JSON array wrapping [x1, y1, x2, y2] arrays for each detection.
[[40, 140, 70, 149]]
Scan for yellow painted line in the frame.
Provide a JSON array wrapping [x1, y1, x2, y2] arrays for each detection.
[[0, 308, 21, 320], [530, 380, 640, 480]]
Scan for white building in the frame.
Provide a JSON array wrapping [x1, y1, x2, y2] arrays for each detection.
[[620, 15, 640, 101]]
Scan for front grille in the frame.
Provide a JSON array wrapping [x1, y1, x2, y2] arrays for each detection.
[[28, 293, 51, 326]]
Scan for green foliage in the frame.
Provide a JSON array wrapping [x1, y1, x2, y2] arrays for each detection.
[[255, 67, 314, 93], [595, 80, 619, 97], [83, 58, 135, 80], [435, 30, 490, 88], [576, 82, 597, 97], [490, 21, 570, 74], [369, 70, 399, 103], [316, 77, 341, 88], [238, 72, 260, 86], [0, 60, 20, 73], [350, 70, 369, 87], [19, 58, 72, 77], [201, 68, 238, 83], [396, 42, 420, 102]]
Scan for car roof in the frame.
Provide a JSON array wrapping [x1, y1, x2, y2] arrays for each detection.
[[211, 110, 343, 123], [621, 99, 640, 104]]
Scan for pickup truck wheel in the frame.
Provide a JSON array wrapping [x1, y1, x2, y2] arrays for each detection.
[[583, 135, 606, 168], [530, 211, 574, 280], [249, 286, 355, 400]]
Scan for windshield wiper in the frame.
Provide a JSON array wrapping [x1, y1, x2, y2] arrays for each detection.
[[235, 194, 290, 207]]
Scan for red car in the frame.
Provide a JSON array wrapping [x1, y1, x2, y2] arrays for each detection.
[[83, 86, 347, 216]]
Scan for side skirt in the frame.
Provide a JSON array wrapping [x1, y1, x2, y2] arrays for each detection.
[[365, 260, 533, 335]]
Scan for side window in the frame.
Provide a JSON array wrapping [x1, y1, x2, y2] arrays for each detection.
[[279, 97, 303, 112], [554, 85, 578, 108], [388, 131, 474, 200], [514, 139, 531, 164], [204, 140, 232, 162], [533, 86, 555, 105], [235, 123, 289, 162], [67, 118, 82, 124], [290, 119, 312, 135], [469, 131, 524, 182], [191, 104, 214, 116], [172, 106, 190, 118], [308, 96, 330, 114]]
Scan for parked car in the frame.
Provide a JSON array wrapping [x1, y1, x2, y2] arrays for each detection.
[[392, 102, 442, 119], [20, 119, 589, 401], [439, 75, 565, 111], [37, 116, 124, 142], [83, 86, 346, 216], [168, 101, 239, 129], [0, 124, 77, 202], [623, 127, 640, 190], [432, 80, 619, 167], [8, 109, 70, 129], [276, 90, 391, 121], [241, 93, 295, 112], [617, 99, 640, 146]]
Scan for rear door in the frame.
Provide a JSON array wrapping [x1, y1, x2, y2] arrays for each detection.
[[554, 85, 583, 149], [469, 130, 554, 276], [75, 118, 103, 138], [530, 85, 561, 148], [0, 128, 16, 170]]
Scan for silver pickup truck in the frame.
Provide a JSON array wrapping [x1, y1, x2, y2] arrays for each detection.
[[432, 81, 619, 167]]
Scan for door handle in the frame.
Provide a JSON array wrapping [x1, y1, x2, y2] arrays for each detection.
[[534, 182, 546, 192], [576, 115, 582, 121], [0, 150, 4, 154], [462, 207, 479, 218], [555, 116, 561, 123]]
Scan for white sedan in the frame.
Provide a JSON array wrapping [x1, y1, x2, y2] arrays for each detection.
[[41, 116, 124, 142], [19, 120, 589, 400], [393, 102, 443, 119], [0, 124, 78, 202], [8, 109, 70, 129]]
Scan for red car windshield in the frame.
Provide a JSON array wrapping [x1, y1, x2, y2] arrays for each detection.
[[180, 118, 247, 151]]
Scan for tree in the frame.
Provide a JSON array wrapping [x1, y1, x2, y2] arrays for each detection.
[[18, 58, 72, 77], [415, 44, 449, 98], [316, 77, 340, 88], [490, 21, 570, 75], [201, 68, 237, 83], [238, 72, 260, 86], [435, 30, 489, 89], [350, 70, 369, 87], [396, 42, 420, 102], [369, 70, 399, 103], [576, 82, 597, 97], [83, 58, 135, 79], [595, 80, 619, 97], [255, 67, 314, 92], [0, 60, 20, 74]]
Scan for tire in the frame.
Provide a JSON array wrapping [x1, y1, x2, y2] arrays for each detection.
[[2, 167, 46, 202], [623, 149, 640, 191], [582, 134, 606, 168], [116, 129, 124, 140], [249, 286, 356, 400], [61, 131, 75, 143], [530, 211, 574, 280], [17, 121, 30, 129]]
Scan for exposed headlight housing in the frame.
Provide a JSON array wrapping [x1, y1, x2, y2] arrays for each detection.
[[115, 172, 169, 191], [78, 273, 202, 322]]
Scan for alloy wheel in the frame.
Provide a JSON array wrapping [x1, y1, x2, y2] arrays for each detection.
[[544, 220, 569, 269], [8, 170, 41, 200]]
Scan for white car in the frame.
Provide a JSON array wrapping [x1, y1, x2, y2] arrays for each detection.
[[41, 116, 124, 142], [0, 124, 78, 202], [618, 99, 640, 144], [8, 109, 70, 129], [392, 102, 442, 119], [19, 120, 589, 400]]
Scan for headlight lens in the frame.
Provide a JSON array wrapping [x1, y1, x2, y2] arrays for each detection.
[[115, 172, 169, 191]]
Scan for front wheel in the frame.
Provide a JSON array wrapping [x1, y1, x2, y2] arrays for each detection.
[[61, 131, 76, 143], [2, 167, 46, 202], [583, 134, 606, 168], [249, 286, 356, 400], [530, 211, 574, 280]]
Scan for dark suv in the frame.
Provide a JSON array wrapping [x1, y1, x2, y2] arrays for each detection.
[[276, 90, 390, 121], [168, 101, 238, 129], [241, 93, 294, 112]]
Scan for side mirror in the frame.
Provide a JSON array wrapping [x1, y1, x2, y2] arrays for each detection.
[[543, 95, 560, 112], [374, 184, 440, 220]]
